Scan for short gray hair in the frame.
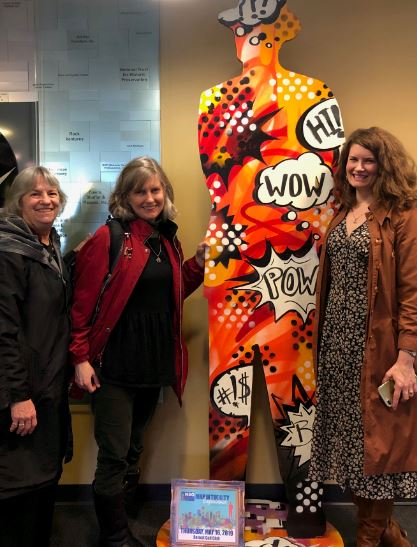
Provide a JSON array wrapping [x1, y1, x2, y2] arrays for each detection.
[[109, 157, 177, 221], [4, 166, 67, 216]]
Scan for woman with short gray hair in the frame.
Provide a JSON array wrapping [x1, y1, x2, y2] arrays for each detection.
[[0, 166, 71, 547]]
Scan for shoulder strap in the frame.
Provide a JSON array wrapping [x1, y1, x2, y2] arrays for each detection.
[[90, 217, 131, 326], [106, 216, 130, 273]]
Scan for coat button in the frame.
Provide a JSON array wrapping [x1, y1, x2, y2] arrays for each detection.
[[375, 238, 381, 244], [368, 214, 374, 221], [106, 327, 110, 332]]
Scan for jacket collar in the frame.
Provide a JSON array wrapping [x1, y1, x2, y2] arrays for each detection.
[[129, 217, 178, 240], [0, 214, 60, 268], [368, 202, 391, 226], [333, 202, 391, 227]]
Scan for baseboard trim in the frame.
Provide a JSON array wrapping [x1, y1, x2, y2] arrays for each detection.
[[56, 483, 352, 504]]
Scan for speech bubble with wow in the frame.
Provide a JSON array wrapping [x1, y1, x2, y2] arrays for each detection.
[[255, 152, 333, 211]]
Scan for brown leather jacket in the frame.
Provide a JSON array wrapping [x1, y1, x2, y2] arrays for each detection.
[[313, 203, 417, 475]]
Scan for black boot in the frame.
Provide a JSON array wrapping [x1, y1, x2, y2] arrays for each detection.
[[93, 485, 141, 547], [285, 479, 326, 538], [123, 470, 140, 518]]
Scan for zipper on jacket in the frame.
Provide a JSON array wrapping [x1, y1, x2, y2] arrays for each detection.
[[123, 232, 132, 259], [173, 236, 184, 392], [91, 231, 132, 326], [91, 272, 112, 325], [92, 231, 133, 363]]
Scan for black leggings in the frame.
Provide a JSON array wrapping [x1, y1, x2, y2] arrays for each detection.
[[92, 383, 160, 496]]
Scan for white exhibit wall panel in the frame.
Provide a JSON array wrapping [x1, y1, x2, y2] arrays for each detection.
[[0, 0, 161, 251]]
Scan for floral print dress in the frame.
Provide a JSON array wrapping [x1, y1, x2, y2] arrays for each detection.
[[309, 218, 417, 499]]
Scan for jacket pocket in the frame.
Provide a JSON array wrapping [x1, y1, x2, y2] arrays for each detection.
[[20, 344, 42, 398]]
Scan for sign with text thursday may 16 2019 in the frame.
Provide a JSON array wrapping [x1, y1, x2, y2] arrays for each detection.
[[170, 479, 245, 547]]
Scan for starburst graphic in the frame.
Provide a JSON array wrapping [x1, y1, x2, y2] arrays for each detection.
[[280, 403, 316, 466], [234, 245, 319, 323]]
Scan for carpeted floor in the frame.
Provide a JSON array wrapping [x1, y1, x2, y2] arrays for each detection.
[[50, 501, 417, 546]]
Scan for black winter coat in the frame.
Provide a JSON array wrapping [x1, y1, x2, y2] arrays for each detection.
[[0, 216, 71, 498]]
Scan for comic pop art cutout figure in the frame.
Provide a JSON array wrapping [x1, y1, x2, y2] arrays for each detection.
[[198, 0, 344, 538]]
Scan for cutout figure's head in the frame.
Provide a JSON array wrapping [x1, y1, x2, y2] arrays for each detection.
[[219, 0, 300, 65], [219, 0, 287, 30]]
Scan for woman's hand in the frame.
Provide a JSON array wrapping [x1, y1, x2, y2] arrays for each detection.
[[195, 241, 210, 268], [382, 351, 417, 410], [75, 361, 101, 393], [10, 399, 37, 436]]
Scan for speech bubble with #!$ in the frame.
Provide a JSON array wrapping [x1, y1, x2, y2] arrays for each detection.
[[211, 364, 253, 427], [254, 152, 333, 211]]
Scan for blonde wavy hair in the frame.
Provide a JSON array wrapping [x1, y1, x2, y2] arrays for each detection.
[[334, 127, 417, 210], [109, 157, 177, 221]]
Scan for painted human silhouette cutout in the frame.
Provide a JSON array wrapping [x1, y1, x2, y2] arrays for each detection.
[[198, 0, 344, 537]]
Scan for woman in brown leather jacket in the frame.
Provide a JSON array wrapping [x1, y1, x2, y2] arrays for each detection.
[[310, 127, 417, 546]]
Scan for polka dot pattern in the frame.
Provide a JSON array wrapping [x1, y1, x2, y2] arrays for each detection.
[[293, 480, 324, 516], [275, 70, 334, 103]]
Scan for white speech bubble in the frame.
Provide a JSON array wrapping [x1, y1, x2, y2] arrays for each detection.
[[211, 364, 253, 426], [255, 152, 333, 211], [219, 0, 285, 29], [235, 245, 319, 324], [299, 98, 345, 151]]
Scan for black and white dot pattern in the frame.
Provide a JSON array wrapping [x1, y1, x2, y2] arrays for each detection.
[[293, 480, 323, 516]]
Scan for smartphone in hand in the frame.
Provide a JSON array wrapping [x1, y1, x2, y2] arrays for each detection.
[[378, 379, 395, 407], [378, 374, 417, 407]]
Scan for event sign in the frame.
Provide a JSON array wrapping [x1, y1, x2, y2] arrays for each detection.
[[170, 479, 245, 546]]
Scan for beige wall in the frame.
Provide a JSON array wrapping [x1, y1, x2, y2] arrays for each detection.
[[62, 0, 417, 486]]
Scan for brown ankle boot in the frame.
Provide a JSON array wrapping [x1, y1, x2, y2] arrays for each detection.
[[352, 495, 394, 547], [380, 519, 413, 547]]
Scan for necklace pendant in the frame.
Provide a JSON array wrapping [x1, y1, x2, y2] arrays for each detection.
[[156, 257, 162, 263]]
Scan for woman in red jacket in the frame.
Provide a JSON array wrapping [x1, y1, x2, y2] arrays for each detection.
[[70, 157, 206, 546]]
